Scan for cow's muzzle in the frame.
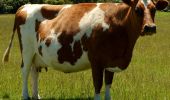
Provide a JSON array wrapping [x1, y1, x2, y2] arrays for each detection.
[[142, 24, 156, 35]]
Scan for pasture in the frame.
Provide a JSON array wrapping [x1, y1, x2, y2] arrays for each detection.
[[0, 12, 170, 100]]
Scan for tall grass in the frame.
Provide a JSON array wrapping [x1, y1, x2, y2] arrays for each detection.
[[0, 12, 170, 100]]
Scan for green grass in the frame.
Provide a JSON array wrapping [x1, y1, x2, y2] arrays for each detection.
[[0, 12, 170, 100]]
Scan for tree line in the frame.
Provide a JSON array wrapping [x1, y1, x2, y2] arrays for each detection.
[[0, 0, 121, 14]]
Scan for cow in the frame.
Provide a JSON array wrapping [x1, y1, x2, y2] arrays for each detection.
[[2, 0, 168, 99]]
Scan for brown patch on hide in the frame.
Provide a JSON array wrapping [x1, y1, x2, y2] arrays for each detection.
[[100, 3, 115, 11], [38, 20, 53, 41], [14, 5, 27, 65], [38, 46, 43, 56], [41, 5, 65, 19], [45, 38, 52, 47], [57, 34, 74, 65], [52, 3, 96, 36], [73, 41, 83, 60], [81, 34, 90, 51], [53, 3, 96, 65], [57, 38, 83, 65], [35, 20, 41, 41]]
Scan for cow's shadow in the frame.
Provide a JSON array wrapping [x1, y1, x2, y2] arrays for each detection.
[[2, 93, 10, 99], [1, 93, 93, 100], [41, 97, 93, 100]]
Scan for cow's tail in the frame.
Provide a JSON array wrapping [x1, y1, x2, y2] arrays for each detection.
[[2, 21, 17, 63]]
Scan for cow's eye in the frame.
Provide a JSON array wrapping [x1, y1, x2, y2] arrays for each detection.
[[150, 8, 156, 14], [135, 7, 144, 16]]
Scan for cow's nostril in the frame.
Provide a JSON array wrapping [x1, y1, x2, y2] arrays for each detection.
[[144, 25, 156, 33], [144, 25, 150, 31], [151, 25, 156, 32]]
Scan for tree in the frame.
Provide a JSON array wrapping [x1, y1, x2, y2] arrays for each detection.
[[29, 0, 43, 4], [0, 1, 5, 13], [43, 0, 65, 4]]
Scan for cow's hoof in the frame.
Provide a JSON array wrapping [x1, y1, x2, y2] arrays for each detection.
[[32, 94, 41, 100], [105, 97, 112, 100], [22, 96, 31, 100], [32, 97, 40, 100]]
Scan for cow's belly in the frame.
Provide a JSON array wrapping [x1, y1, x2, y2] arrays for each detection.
[[34, 43, 91, 73], [51, 52, 90, 73]]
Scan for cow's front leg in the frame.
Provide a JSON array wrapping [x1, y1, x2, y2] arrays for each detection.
[[31, 66, 40, 99], [92, 67, 104, 100], [104, 70, 114, 100]]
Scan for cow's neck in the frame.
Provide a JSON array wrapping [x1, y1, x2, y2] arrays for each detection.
[[100, 5, 142, 68], [126, 7, 142, 48], [121, 6, 142, 63]]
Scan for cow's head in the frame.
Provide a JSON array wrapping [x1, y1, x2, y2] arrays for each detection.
[[123, 0, 168, 36]]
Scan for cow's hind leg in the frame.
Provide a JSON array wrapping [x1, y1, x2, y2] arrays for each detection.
[[31, 66, 40, 99], [104, 70, 114, 100], [22, 51, 35, 99]]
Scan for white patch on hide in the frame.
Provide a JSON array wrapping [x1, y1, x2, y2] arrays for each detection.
[[22, 4, 46, 21], [141, 0, 151, 7], [74, 3, 109, 42], [70, 3, 110, 52]]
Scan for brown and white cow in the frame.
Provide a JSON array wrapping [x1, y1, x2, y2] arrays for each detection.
[[2, 0, 168, 99]]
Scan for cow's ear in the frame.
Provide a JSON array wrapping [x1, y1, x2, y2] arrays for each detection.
[[155, 0, 169, 10], [122, 0, 139, 7], [122, 0, 132, 5]]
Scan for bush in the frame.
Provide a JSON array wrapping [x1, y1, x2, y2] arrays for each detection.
[[43, 0, 65, 4], [5, 5, 13, 13], [0, 0, 29, 14], [0, 1, 5, 13]]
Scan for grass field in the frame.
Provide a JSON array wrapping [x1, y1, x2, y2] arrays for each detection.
[[0, 12, 170, 100]]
